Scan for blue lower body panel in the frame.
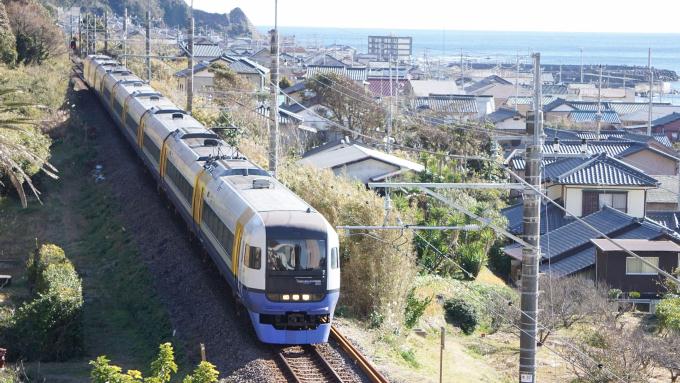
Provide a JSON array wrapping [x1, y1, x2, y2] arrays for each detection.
[[244, 290, 339, 344]]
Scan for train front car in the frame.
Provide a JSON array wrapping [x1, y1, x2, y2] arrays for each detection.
[[243, 210, 340, 344]]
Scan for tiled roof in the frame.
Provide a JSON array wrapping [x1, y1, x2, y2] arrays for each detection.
[[255, 105, 303, 125], [306, 65, 346, 78], [543, 127, 674, 148], [410, 95, 478, 114], [189, 44, 222, 58], [646, 175, 679, 204], [653, 112, 680, 127], [542, 153, 659, 186], [486, 108, 521, 123], [465, 75, 512, 93], [282, 82, 306, 94], [542, 85, 568, 95], [175, 55, 268, 78], [502, 202, 572, 235], [540, 220, 670, 277], [304, 54, 347, 67], [346, 67, 368, 82], [367, 79, 409, 97], [569, 110, 622, 124], [647, 211, 680, 232], [506, 96, 557, 106]]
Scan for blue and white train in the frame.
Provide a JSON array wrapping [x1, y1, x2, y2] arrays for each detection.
[[82, 55, 340, 344]]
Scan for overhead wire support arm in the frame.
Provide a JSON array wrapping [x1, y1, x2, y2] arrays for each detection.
[[368, 182, 525, 190], [336, 225, 481, 231]]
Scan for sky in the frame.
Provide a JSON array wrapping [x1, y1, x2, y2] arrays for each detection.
[[185, 0, 680, 33]]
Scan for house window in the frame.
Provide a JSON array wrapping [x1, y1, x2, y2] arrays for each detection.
[[625, 257, 659, 275], [582, 191, 627, 216]]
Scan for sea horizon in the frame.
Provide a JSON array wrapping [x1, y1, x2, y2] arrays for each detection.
[[255, 26, 680, 74]]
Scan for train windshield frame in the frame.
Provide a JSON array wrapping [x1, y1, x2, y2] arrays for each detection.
[[267, 239, 327, 272]]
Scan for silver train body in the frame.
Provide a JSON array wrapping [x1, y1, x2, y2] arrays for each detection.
[[82, 55, 340, 344]]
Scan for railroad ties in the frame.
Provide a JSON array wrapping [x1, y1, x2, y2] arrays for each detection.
[[278, 345, 346, 383]]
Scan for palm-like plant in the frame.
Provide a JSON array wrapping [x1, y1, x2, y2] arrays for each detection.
[[0, 87, 57, 207]]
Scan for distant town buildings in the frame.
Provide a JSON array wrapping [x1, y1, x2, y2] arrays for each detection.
[[367, 35, 412, 62]]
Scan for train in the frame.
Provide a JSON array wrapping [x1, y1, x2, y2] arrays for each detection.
[[82, 55, 340, 344]]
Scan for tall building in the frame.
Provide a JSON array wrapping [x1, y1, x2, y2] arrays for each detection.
[[367, 35, 412, 62]]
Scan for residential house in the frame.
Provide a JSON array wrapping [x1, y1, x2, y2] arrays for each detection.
[[486, 108, 526, 131], [646, 175, 679, 211], [504, 96, 558, 114], [298, 140, 424, 184], [410, 95, 483, 120], [651, 112, 680, 142], [280, 101, 339, 143], [174, 55, 270, 93], [179, 43, 222, 61], [409, 80, 460, 97], [255, 105, 316, 151], [504, 206, 673, 281], [593, 239, 680, 297]]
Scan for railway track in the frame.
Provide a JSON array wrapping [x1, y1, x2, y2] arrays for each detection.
[[275, 326, 389, 383]]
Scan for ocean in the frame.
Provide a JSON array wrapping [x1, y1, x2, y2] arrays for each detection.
[[259, 27, 680, 74]]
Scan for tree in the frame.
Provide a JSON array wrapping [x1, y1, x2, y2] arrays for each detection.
[[182, 361, 219, 383], [0, 87, 57, 207], [5, 0, 65, 65], [278, 76, 292, 89], [305, 72, 386, 138], [566, 324, 654, 383], [537, 276, 615, 344], [651, 333, 680, 382], [0, 1, 17, 65]]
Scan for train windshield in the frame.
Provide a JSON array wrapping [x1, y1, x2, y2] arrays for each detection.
[[267, 239, 326, 271]]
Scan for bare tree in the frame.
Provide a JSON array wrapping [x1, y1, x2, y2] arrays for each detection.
[[651, 332, 680, 382], [5, 0, 65, 65], [305, 73, 386, 138], [537, 276, 616, 344], [565, 324, 653, 383]]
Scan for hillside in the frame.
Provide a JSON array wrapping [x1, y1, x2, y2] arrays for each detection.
[[46, 0, 261, 38]]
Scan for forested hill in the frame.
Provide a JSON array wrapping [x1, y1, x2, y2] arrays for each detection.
[[45, 0, 261, 38]]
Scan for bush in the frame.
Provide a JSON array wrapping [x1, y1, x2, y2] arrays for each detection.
[[1, 244, 83, 361], [487, 242, 511, 279], [629, 291, 641, 299], [608, 288, 622, 300], [90, 343, 219, 383], [5, 0, 65, 65], [656, 297, 680, 332], [404, 288, 432, 329], [457, 242, 486, 280], [444, 297, 478, 335], [0, 2, 16, 66]]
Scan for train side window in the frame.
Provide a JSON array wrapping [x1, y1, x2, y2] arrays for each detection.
[[126, 114, 138, 133], [330, 247, 339, 269], [201, 201, 234, 260], [143, 133, 160, 162], [246, 246, 261, 269]]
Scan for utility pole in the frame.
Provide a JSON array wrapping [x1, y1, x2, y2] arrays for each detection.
[[268, 0, 280, 176], [596, 65, 603, 139], [123, 8, 128, 66], [104, 11, 108, 55], [580, 48, 584, 83], [93, 14, 97, 54], [78, 13, 82, 57], [84, 14, 89, 55], [146, 9, 151, 82], [519, 52, 543, 383], [186, 0, 194, 113], [648, 48, 653, 136]]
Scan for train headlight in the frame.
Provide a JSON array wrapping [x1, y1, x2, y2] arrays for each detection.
[[302, 294, 310, 301], [292, 294, 300, 301], [282, 294, 290, 301]]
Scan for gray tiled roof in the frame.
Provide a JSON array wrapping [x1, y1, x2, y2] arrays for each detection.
[[486, 108, 521, 123], [411, 95, 478, 114], [653, 112, 680, 127], [646, 175, 679, 204], [647, 211, 680, 231], [542, 85, 568, 95], [189, 44, 222, 58], [502, 202, 572, 235], [541, 220, 669, 276], [506, 96, 557, 106], [569, 110, 622, 124], [542, 153, 659, 186]]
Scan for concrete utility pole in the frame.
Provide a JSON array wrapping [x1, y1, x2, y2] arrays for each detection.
[[146, 10, 151, 82], [519, 52, 543, 383], [104, 11, 108, 54], [268, 0, 280, 176], [78, 13, 82, 56], [84, 14, 89, 55], [648, 48, 653, 136], [186, 0, 195, 113], [596, 65, 603, 139], [580, 48, 584, 83], [123, 8, 128, 66]]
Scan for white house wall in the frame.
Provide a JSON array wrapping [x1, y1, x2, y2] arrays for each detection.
[[564, 186, 647, 218]]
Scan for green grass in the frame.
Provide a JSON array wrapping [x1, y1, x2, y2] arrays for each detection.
[[0, 97, 172, 380]]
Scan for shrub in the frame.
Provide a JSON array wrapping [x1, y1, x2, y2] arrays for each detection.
[[1, 243, 83, 361], [404, 288, 432, 329], [656, 297, 680, 332], [629, 291, 641, 299], [608, 288, 622, 300], [90, 343, 219, 383], [457, 242, 486, 280], [0, 2, 16, 65], [444, 297, 478, 335], [5, 0, 65, 65], [486, 242, 511, 279]]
